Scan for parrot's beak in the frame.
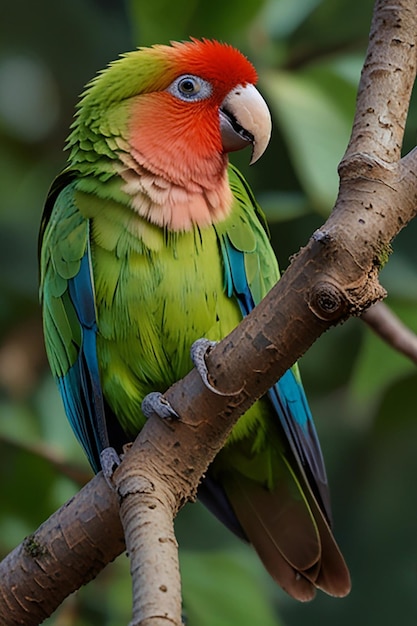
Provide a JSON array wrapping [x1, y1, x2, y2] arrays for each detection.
[[219, 83, 272, 164]]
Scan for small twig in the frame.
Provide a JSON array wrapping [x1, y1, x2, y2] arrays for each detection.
[[361, 301, 417, 364], [0, 433, 91, 486]]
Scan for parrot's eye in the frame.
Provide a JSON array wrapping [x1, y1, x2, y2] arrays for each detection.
[[167, 74, 212, 102], [179, 77, 199, 95]]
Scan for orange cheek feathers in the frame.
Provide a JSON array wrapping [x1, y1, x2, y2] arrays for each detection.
[[128, 93, 225, 181]]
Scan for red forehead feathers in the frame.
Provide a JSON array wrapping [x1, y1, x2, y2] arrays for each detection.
[[168, 39, 258, 91]]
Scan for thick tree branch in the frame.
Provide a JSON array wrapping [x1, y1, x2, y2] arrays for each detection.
[[0, 475, 123, 625], [0, 1, 416, 624], [345, 1, 415, 163]]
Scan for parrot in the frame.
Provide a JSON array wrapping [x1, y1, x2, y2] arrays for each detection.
[[39, 38, 350, 601]]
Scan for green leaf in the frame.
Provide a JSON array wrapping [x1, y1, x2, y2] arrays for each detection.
[[261, 70, 351, 215], [260, 0, 322, 39], [128, 0, 265, 45], [258, 191, 311, 222], [327, 54, 365, 87], [349, 298, 417, 406], [180, 549, 282, 626]]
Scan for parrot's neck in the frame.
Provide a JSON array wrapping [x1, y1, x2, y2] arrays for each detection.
[[115, 148, 233, 232], [69, 120, 234, 232]]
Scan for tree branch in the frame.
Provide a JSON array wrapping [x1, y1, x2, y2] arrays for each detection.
[[0, 475, 123, 625], [0, 1, 416, 624], [361, 301, 417, 364]]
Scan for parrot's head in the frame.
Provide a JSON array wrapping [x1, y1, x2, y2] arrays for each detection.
[[69, 39, 272, 230]]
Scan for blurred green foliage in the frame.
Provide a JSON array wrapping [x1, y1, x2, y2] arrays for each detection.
[[1, 0, 417, 624]]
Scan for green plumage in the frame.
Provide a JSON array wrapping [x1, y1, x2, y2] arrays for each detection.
[[41, 165, 277, 440]]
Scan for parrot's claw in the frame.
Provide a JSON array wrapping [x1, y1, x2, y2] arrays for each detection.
[[142, 391, 179, 420], [191, 338, 231, 396], [100, 446, 122, 489]]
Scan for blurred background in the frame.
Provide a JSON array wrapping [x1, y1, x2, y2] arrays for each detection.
[[1, 0, 417, 624]]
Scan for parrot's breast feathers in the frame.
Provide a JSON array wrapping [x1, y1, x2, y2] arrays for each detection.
[[115, 151, 233, 231]]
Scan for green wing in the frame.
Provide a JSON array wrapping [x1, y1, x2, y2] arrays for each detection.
[[39, 173, 124, 470]]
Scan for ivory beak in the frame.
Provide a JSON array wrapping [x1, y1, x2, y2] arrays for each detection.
[[219, 83, 272, 164]]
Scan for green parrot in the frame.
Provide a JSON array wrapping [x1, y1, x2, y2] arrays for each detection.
[[39, 39, 350, 601]]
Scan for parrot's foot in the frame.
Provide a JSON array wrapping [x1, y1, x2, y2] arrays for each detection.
[[191, 338, 240, 396], [100, 446, 122, 488], [142, 391, 179, 420]]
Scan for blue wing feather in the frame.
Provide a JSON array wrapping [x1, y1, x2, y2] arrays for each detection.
[[57, 251, 107, 472], [41, 175, 130, 474], [221, 235, 332, 524], [221, 239, 253, 315]]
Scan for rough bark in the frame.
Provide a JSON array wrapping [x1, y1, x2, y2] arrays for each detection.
[[0, 475, 124, 625], [0, 0, 416, 624]]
